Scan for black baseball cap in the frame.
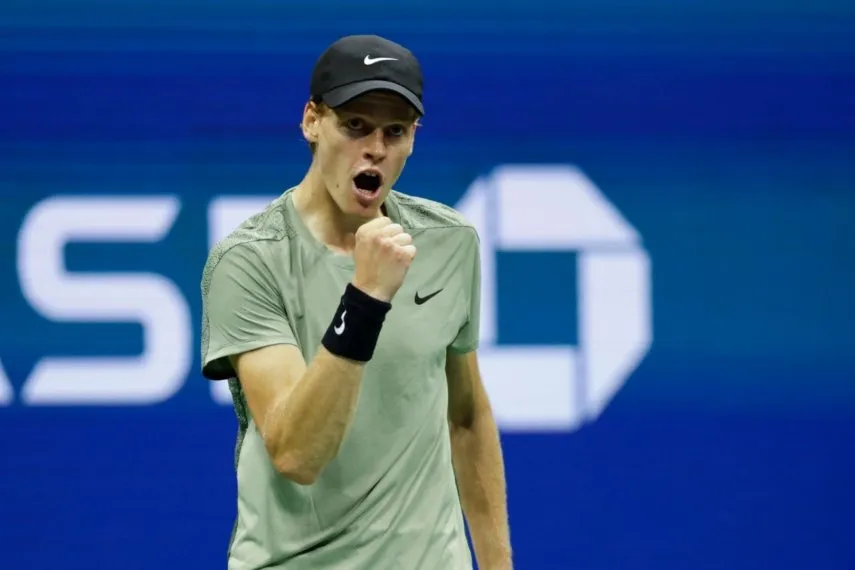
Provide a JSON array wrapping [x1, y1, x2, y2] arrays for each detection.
[[310, 35, 424, 116]]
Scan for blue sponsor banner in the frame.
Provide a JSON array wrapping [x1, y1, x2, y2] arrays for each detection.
[[1, 1, 854, 568]]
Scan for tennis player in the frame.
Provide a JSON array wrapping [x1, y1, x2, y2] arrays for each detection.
[[201, 34, 512, 569]]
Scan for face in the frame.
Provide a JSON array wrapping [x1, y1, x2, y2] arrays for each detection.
[[303, 91, 419, 220]]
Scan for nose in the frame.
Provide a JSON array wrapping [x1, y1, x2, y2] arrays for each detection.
[[362, 128, 387, 162]]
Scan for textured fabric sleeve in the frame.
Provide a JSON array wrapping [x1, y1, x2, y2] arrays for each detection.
[[449, 228, 481, 354], [200, 241, 297, 380]]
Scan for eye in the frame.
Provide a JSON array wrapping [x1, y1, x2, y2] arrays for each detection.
[[385, 124, 406, 137], [345, 118, 365, 131]]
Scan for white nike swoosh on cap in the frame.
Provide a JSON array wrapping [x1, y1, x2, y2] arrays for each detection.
[[364, 55, 398, 65]]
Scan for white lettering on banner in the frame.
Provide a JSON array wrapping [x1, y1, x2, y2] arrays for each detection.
[[16, 196, 193, 405], [207, 197, 278, 405], [0, 359, 13, 404], [208, 165, 652, 432], [456, 165, 652, 431]]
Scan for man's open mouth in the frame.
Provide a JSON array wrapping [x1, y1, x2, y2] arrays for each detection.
[[353, 170, 383, 195]]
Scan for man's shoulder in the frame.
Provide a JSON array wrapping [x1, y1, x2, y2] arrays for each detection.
[[390, 191, 478, 240], [202, 192, 295, 282]]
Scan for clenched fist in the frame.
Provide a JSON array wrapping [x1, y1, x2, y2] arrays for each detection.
[[351, 217, 416, 303]]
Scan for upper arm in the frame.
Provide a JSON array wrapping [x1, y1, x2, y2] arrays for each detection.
[[446, 350, 487, 429], [449, 228, 481, 355], [231, 344, 307, 441], [201, 242, 304, 430], [447, 228, 485, 428], [201, 242, 297, 380]]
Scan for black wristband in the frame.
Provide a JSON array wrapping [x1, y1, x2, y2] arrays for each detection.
[[321, 284, 392, 362]]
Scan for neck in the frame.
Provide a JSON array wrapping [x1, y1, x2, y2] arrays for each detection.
[[292, 159, 378, 254]]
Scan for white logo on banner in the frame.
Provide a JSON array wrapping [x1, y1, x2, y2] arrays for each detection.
[[456, 165, 652, 431], [209, 165, 653, 431]]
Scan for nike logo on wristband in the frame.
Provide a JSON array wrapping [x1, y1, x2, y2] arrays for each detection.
[[414, 289, 443, 305], [334, 310, 346, 335]]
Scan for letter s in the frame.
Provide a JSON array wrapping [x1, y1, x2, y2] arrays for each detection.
[[16, 196, 192, 405]]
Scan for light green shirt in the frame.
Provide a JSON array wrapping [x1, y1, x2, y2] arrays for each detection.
[[200, 189, 481, 569]]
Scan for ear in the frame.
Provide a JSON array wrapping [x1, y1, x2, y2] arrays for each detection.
[[408, 121, 419, 156], [301, 101, 321, 145]]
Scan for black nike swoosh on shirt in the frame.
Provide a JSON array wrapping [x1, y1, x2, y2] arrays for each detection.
[[414, 289, 443, 305]]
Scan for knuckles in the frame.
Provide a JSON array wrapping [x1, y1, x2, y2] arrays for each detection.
[[354, 218, 416, 264]]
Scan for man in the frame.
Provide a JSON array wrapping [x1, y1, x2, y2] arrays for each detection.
[[200, 34, 512, 569]]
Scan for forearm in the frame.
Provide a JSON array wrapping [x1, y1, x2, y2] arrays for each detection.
[[451, 406, 512, 568], [263, 281, 391, 483], [264, 347, 364, 483]]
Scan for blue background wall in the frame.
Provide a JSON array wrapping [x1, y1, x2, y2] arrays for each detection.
[[1, 1, 854, 568]]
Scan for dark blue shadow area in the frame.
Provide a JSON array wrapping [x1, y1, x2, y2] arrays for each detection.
[[1, 409, 852, 569]]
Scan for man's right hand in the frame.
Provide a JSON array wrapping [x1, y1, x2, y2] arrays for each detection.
[[351, 217, 417, 302]]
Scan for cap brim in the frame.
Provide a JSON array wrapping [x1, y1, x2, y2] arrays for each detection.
[[322, 80, 424, 115]]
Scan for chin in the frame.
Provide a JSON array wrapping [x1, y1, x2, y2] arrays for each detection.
[[351, 201, 384, 220], [335, 195, 382, 225]]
